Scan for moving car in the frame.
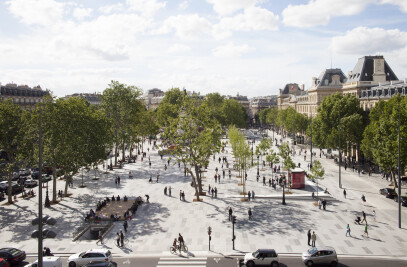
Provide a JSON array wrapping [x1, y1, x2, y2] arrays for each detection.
[[68, 249, 112, 267], [19, 169, 31, 176], [0, 183, 22, 194], [302, 247, 337, 266], [0, 248, 26, 265], [244, 249, 279, 267], [394, 196, 407, 207], [25, 256, 62, 267], [379, 188, 397, 198], [24, 179, 38, 188]]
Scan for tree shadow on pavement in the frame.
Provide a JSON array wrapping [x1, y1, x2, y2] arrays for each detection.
[[132, 202, 170, 237]]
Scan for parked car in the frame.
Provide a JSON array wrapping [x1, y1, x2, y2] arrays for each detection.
[[302, 247, 338, 266], [243, 249, 279, 267], [379, 188, 397, 198], [31, 169, 40, 179], [68, 249, 112, 267], [19, 169, 31, 176], [0, 248, 26, 265], [0, 183, 22, 194], [0, 258, 9, 267], [24, 179, 38, 188], [394, 196, 407, 207], [25, 256, 62, 267]]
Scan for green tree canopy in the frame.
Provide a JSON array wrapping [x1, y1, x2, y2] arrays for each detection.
[[221, 99, 247, 128], [361, 95, 407, 188]]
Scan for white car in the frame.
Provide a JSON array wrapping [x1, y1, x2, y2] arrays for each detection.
[[19, 169, 31, 176], [26, 256, 62, 267], [68, 249, 112, 267], [24, 179, 38, 188], [244, 249, 279, 267]]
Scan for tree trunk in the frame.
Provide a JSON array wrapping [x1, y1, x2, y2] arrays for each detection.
[[188, 168, 200, 201], [129, 143, 133, 158], [122, 140, 126, 162], [114, 143, 118, 166], [7, 171, 13, 204], [391, 170, 399, 189], [194, 165, 203, 195], [64, 174, 71, 196], [52, 165, 57, 203]]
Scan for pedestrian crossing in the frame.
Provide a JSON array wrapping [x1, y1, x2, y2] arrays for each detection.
[[156, 256, 207, 267]]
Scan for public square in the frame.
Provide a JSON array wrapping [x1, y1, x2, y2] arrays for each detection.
[[1, 129, 407, 263]]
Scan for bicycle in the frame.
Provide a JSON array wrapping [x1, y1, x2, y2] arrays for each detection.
[[169, 243, 188, 254]]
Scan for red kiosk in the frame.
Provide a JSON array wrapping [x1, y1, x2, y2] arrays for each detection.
[[291, 168, 305, 189]]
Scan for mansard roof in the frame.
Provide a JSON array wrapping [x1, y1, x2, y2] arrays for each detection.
[[316, 68, 347, 87], [347, 55, 398, 83], [281, 83, 301, 95]]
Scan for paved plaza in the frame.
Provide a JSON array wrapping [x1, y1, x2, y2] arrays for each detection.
[[1, 130, 407, 260]]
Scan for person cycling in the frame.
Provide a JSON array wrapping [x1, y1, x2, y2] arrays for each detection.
[[172, 238, 178, 251], [178, 233, 185, 251]]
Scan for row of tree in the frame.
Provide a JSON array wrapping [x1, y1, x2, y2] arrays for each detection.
[[259, 93, 407, 188]]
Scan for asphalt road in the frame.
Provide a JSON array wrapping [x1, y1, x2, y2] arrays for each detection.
[[20, 255, 407, 267]]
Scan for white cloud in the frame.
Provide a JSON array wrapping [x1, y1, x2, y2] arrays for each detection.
[[178, 0, 189, 10], [99, 4, 124, 14], [332, 27, 407, 55], [53, 13, 152, 61], [156, 14, 213, 39], [167, 43, 191, 53], [206, 0, 258, 16], [282, 0, 375, 28], [125, 0, 166, 16], [6, 0, 65, 26], [212, 43, 254, 57], [214, 6, 279, 38], [381, 0, 407, 12], [73, 7, 92, 20]]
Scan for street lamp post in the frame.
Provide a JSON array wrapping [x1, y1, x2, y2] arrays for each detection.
[[310, 117, 313, 168], [208, 226, 212, 251], [282, 178, 286, 205], [251, 140, 254, 165], [257, 155, 259, 176], [338, 112, 342, 189], [398, 105, 401, 229]]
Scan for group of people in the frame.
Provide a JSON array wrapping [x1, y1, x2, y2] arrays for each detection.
[[208, 185, 218, 198], [164, 186, 172, 196], [307, 230, 317, 247]]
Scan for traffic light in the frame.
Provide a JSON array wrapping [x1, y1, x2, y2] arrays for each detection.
[[208, 226, 212, 236], [232, 216, 236, 224]]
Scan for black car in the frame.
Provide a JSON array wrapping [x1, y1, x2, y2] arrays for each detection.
[[379, 188, 397, 198], [0, 183, 22, 195], [394, 196, 407, 207], [31, 169, 40, 179], [0, 248, 26, 265]]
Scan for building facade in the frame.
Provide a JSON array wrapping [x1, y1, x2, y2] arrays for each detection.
[[277, 55, 402, 116], [0, 83, 49, 109], [249, 95, 277, 119], [144, 88, 165, 110], [64, 93, 102, 105]]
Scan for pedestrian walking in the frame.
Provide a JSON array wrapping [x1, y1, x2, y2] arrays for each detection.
[[343, 189, 347, 199], [179, 190, 182, 200], [211, 188, 214, 198], [372, 210, 376, 222], [263, 176, 266, 186], [361, 194, 366, 203], [215, 187, 218, 198], [115, 177, 117, 185], [164, 186, 167, 195], [361, 211, 367, 225], [311, 232, 316, 247], [248, 191, 251, 201], [118, 176, 120, 184], [257, 175, 260, 182], [322, 199, 327, 210], [252, 190, 255, 200], [363, 224, 368, 237], [123, 220, 128, 232], [228, 207, 233, 221], [182, 191, 185, 201], [169, 186, 172, 196], [116, 232, 120, 247], [318, 199, 322, 209], [120, 230, 124, 247], [346, 224, 351, 237], [248, 208, 252, 220], [208, 184, 211, 194], [307, 229, 311, 246]]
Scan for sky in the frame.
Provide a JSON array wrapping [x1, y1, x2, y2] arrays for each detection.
[[0, 0, 407, 98]]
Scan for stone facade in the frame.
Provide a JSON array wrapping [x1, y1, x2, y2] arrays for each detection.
[[64, 93, 102, 105], [0, 83, 49, 109], [144, 88, 165, 110], [249, 95, 277, 119]]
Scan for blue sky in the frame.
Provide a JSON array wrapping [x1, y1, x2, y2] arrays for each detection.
[[0, 0, 406, 97]]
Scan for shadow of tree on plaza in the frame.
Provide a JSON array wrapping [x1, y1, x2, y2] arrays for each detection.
[[131, 202, 170, 237]]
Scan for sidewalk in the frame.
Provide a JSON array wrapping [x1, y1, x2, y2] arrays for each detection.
[[0, 132, 406, 259]]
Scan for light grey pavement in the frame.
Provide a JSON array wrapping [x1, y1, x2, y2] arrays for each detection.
[[1, 130, 407, 260]]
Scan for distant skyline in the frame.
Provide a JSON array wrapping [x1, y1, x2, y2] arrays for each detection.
[[1, 0, 407, 97]]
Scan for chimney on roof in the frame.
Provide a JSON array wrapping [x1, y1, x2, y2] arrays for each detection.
[[301, 84, 305, 90]]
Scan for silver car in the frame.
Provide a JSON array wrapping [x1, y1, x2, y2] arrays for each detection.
[[244, 249, 279, 267], [302, 246, 338, 266]]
